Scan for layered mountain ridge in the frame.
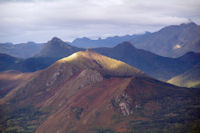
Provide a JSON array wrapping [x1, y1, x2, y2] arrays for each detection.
[[1, 38, 199, 81], [93, 41, 200, 80]]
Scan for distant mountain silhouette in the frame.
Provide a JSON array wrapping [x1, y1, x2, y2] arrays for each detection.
[[36, 37, 84, 58], [1, 22, 199, 58], [70, 33, 148, 48], [0, 42, 43, 58], [130, 22, 200, 57], [93, 42, 200, 80]]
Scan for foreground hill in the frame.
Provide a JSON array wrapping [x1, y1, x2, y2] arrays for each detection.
[[0, 42, 43, 58], [168, 64, 200, 88], [130, 22, 200, 57], [93, 42, 200, 80], [0, 51, 199, 133]]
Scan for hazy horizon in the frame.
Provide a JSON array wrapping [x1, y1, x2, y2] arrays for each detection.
[[0, 0, 200, 43]]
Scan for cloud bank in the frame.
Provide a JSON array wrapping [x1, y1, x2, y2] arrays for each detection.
[[0, 0, 199, 43]]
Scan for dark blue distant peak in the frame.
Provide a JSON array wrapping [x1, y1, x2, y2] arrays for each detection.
[[114, 41, 135, 49], [51, 37, 63, 42]]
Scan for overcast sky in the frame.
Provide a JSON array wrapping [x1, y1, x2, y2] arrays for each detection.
[[0, 0, 200, 43]]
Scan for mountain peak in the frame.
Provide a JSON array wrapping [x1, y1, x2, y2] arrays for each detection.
[[180, 21, 198, 26], [57, 50, 143, 77], [50, 37, 64, 43], [45, 37, 69, 49], [36, 37, 83, 58], [114, 41, 135, 49]]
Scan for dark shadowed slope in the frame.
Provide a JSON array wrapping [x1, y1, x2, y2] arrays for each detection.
[[0, 51, 200, 133], [168, 63, 200, 88], [0, 53, 57, 72], [130, 22, 200, 57], [177, 51, 200, 65], [0, 53, 22, 71], [93, 42, 200, 80]]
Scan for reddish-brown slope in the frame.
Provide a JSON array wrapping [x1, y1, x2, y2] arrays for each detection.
[[36, 77, 132, 133], [36, 76, 199, 133]]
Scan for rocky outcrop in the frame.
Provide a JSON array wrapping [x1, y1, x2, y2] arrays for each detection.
[[41, 68, 103, 109], [111, 91, 133, 116], [73, 69, 103, 89]]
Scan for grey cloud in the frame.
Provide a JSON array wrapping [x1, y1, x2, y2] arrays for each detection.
[[0, 0, 199, 43]]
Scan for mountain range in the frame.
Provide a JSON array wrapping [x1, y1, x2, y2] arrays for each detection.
[[1, 22, 199, 59], [0, 40, 198, 82], [1, 37, 199, 81], [33, 37, 200, 81], [0, 34, 139, 58], [69, 33, 148, 48], [0, 51, 200, 133], [93, 42, 200, 80], [0, 42, 43, 58], [130, 22, 200, 57]]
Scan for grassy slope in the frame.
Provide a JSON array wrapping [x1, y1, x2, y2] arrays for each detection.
[[58, 51, 143, 77], [168, 64, 200, 88]]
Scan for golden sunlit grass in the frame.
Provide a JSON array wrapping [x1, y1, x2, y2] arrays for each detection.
[[169, 78, 200, 88], [168, 64, 200, 88], [58, 53, 78, 63], [185, 81, 200, 87], [57, 50, 143, 77]]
